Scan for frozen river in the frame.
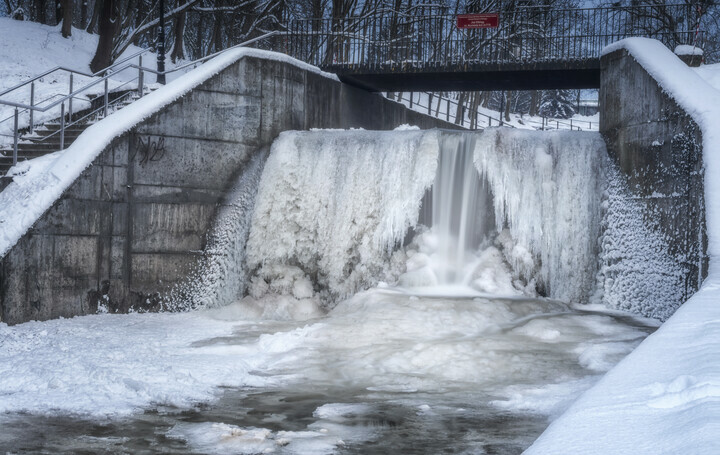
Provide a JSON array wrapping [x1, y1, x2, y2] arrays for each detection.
[[0, 290, 657, 454]]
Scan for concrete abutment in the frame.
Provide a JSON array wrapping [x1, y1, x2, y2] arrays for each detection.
[[0, 56, 456, 324]]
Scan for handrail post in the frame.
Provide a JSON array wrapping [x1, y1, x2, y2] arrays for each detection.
[[29, 81, 35, 132], [68, 73, 74, 121], [13, 108, 18, 167], [104, 79, 109, 117], [60, 102, 66, 150], [138, 55, 144, 98]]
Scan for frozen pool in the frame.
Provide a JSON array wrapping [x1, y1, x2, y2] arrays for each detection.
[[0, 289, 657, 454]]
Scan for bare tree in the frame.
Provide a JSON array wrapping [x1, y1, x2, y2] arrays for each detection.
[[89, 0, 119, 72], [60, 0, 72, 37]]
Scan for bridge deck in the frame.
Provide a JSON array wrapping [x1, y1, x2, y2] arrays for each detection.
[[331, 60, 600, 91], [284, 4, 700, 92]]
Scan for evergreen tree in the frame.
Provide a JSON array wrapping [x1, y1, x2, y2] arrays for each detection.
[[539, 89, 576, 119]]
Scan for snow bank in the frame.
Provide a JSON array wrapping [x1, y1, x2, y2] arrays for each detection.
[[0, 46, 336, 259], [674, 44, 703, 56], [526, 37, 720, 455]]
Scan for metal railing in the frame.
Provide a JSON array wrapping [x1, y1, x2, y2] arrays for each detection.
[[0, 31, 282, 168], [392, 91, 595, 131], [284, 5, 702, 71]]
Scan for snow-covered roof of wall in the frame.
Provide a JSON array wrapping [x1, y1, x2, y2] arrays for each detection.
[[0, 48, 336, 259], [674, 44, 704, 56]]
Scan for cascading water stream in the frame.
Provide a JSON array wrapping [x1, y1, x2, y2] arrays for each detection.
[[428, 133, 493, 287]]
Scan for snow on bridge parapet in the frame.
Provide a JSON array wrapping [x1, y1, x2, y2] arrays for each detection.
[[0, 48, 456, 325]]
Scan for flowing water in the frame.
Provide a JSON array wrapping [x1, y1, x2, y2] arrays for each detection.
[[0, 128, 661, 454]]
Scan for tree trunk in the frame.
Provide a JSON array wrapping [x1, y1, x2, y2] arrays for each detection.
[[35, 0, 47, 24], [87, 0, 100, 32], [212, 7, 223, 53], [196, 12, 204, 59], [170, 11, 186, 63], [80, 0, 87, 28], [529, 90, 539, 117], [90, 0, 118, 72], [504, 91, 512, 122], [455, 92, 466, 125], [61, 0, 73, 38], [55, 0, 62, 24]]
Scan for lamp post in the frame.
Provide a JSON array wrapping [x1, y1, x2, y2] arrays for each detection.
[[157, 0, 166, 84]]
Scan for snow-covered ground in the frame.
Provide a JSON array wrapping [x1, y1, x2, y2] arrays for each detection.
[[526, 38, 720, 455], [0, 17, 193, 148], [391, 91, 599, 132]]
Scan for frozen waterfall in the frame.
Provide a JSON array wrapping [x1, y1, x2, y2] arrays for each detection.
[[242, 127, 606, 308]]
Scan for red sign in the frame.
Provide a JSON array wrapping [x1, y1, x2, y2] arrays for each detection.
[[456, 13, 499, 29]]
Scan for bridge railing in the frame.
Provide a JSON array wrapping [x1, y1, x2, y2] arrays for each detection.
[[285, 5, 702, 71]]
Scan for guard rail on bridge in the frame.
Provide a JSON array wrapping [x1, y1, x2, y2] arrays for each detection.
[[283, 4, 703, 91]]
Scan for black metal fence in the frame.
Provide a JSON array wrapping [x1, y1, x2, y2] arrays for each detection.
[[282, 5, 703, 72]]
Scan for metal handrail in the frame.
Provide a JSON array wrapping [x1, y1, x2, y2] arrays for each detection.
[[1, 31, 282, 169], [0, 48, 151, 99]]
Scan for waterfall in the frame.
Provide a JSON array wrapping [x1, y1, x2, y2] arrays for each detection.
[[191, 127, 607, 311]]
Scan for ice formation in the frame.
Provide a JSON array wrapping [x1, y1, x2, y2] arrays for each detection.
[[474, 128, 605, 303], [164, 148, 269, 310], [244, 128, 607, 307], [245, 129, 439, 304], [592, 156, 687, 320]]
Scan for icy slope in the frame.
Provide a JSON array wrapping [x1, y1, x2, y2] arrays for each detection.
[[526, 38, 720, 455]]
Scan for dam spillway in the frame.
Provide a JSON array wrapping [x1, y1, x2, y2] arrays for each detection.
[[0, 126, 666, 453]]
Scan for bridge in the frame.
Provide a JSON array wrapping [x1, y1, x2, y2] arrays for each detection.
[[283, 4, 702, 91]]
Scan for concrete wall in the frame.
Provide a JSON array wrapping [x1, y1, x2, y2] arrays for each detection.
[[0, 56, 458, 325], [600, 49, 708, 303]]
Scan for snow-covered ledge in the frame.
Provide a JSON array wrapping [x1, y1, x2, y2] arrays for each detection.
[[0, 48, 336, 260], [526, 38, 720, 454]]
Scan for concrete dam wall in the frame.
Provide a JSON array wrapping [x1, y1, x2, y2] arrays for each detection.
[[600, 48, 708, 308], [1, 46, 709, 325], [0, 55, 456, 325]]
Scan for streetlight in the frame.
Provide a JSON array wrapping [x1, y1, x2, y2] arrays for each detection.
[[157, 0, 166, 84]]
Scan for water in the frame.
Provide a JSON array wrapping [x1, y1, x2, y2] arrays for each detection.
[[0, 292, 657, 454]]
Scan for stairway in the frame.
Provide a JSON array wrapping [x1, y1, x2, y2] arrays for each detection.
[[0, 89, 144, 179]]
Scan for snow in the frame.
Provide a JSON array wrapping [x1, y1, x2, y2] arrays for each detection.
[[0, 44, 337, 260], [0, 289, 654, 425], [526, 38, 720, 455], [390, 91, 598, 132], [675, 44, 703, 56], [0, 18, 160, 147]]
